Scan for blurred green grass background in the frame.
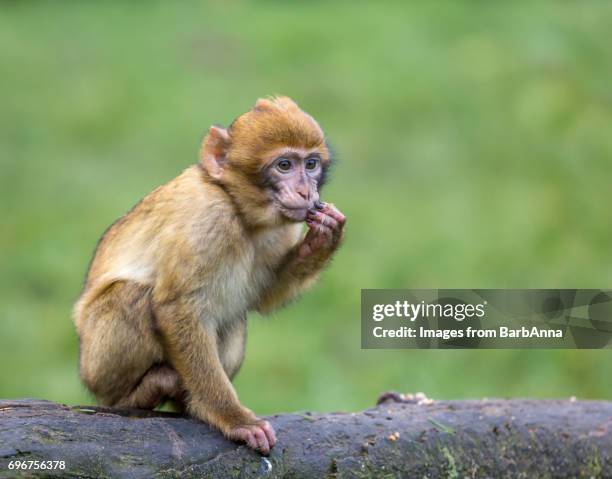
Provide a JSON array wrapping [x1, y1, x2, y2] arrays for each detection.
[[1, 1, 612, 415]]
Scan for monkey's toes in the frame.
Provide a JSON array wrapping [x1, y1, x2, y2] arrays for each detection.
[[229, 420, 276, 455], [259, 420, 277, 446]]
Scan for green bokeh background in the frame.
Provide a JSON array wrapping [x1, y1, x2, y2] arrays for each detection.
[[1, 2, 611, 415]]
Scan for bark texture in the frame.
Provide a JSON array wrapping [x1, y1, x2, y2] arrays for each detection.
[[0, 398, 611, 478]]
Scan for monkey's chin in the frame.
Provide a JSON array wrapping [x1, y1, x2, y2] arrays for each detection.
[[280, 207, 308, 222]]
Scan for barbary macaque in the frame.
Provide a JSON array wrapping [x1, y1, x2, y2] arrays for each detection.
[[73, 96, 345, 454]]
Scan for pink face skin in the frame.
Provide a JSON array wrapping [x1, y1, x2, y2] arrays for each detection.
[[263, 147, 326, 222]]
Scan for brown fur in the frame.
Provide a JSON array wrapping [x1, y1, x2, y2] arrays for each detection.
[[73, 96, 344, 453]]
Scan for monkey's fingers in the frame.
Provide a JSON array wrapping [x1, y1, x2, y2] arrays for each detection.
[[228, 426, 258, 450], [253, 427, 271, 454], [307, 210, 344, 243], [230, 424, 273, 455], [307, 210, 340, 231], [244, 429, 259, 450], [260, 420, 277, 446], [305, 221, 334, 246], [321, 202, 346, 226]]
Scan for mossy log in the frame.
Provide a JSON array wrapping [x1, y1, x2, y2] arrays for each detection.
[[0, 398, 611, 478]]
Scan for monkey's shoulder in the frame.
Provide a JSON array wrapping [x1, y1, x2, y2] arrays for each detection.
[[106, 166, 238, 237], [86, 167, 236, 281]]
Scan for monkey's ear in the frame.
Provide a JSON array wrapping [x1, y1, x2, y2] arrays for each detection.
[[200, 126, 230, 180]]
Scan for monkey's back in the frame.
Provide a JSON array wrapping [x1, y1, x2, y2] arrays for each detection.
[[74, 166, 243, 325]]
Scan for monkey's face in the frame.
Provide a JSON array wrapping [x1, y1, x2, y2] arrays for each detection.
[[201, 96, 330, 227], [262, 147, 326, 222]]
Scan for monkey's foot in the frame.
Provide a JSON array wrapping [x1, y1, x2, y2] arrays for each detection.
[[376, 391, 433, 406], [228, 420, 276, 455]]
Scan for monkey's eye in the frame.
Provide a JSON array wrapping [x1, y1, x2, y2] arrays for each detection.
[[305, 158, 319, 170], [277, 159, 292, 172]]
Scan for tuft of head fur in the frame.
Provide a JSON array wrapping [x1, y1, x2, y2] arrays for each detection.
[[227, 96, 328, 175]]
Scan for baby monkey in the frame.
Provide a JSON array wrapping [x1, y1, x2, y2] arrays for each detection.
[[73, 96, 345, 454]]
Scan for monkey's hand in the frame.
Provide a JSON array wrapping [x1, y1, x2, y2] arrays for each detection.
[[254, 202, 345, 315], [226, 418, 277, 455], [300, 202, 346, 261]]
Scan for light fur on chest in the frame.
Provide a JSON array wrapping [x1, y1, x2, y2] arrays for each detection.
[[199, 223, 302, 322]]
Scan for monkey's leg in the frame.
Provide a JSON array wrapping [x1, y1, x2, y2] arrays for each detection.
[[114, 364, 183, 409], [154, 298, 276, 454], [77, 281, 164, 407], [218, 316, 247, 380]]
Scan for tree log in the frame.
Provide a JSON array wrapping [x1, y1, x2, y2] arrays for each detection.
[[0, 398, 610, 478]]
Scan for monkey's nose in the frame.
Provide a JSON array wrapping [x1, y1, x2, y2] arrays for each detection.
[[296, 186, 309, 200]]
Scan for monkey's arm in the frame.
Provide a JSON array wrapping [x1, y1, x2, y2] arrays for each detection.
[[256, 203, 345, 314], [154, 294, 276, 454], [255, 251, 324, 315]]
